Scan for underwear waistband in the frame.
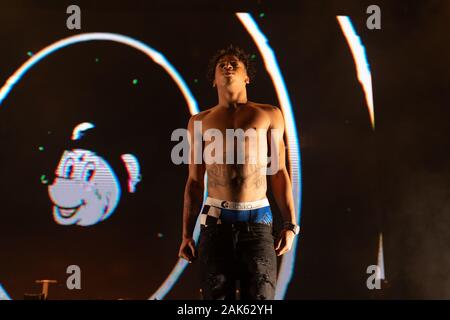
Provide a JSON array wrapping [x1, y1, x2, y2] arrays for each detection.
[[205, 197, 270, 211]]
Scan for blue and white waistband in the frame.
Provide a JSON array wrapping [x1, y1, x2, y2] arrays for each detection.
[[204, 197, 270, 210], [201, 197, 273, 226]]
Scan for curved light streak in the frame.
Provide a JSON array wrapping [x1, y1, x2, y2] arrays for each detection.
[[236, 12, 303, 300], [150, 190, 207, 300], [337, 16, 375, 130], [72, 122, 95, 140], [121, 154, 141, 193], [0, 33, 199, 115]]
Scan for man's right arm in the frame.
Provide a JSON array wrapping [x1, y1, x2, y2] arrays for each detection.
[[179, 115, 205, 262], [182, 175, 204, 239]]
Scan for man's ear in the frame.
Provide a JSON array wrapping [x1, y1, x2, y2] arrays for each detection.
[[245, 76, 250, 84], [212, 81, 216, 88]]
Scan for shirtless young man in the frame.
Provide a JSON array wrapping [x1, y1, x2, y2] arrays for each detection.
[[178, 46, 299, 300]]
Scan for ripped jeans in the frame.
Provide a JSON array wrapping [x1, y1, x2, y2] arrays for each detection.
[[198, 222, 277, 300]]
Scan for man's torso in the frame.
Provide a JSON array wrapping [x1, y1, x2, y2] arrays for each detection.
[[195, 101, 276, 202]]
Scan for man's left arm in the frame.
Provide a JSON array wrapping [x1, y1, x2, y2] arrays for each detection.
[[269, 107, 298, 256]]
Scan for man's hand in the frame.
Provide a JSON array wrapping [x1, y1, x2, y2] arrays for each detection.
[[275, 229, 295, 256], [178, 237, 197, 263]]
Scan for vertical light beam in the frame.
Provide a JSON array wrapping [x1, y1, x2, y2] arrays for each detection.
[[376, 232, 386, 281], [0, 284, 11, 300]]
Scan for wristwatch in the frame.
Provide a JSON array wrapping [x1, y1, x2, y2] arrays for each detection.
[[283, 222, 300, 235]]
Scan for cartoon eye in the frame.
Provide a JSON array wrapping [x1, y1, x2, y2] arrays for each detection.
[[82, 162, 96, 182], [63, 157, 75, 178]]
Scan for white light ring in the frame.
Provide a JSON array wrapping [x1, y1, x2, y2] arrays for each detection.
[[0, 32, 199, 300], [236, 13, 303, 300]]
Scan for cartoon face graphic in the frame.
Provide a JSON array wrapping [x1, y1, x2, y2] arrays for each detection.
[[48, 149, 121, 226]]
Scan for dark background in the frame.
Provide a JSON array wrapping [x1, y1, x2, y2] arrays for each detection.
[[0, 0, 448, 299]]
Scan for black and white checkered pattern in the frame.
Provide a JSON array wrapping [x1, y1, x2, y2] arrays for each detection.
[[200, 205, 223, 226]]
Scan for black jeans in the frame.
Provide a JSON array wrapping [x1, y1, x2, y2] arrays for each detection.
[[198, 222, 277, 300]]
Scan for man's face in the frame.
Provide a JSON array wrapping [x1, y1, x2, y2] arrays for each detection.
[[214, 54, 249, 88]]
